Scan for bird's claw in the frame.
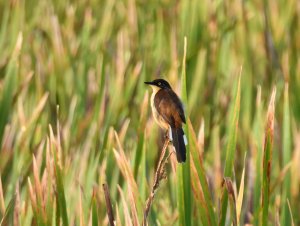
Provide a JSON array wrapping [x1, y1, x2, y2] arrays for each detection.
[[164, 130, 170, 140]]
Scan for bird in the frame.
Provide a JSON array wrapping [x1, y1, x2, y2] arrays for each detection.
[[144, 78, 187, 163]]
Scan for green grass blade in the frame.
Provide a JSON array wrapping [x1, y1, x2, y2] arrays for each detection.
[[55, 191, 60, 226], [50, 128, 69, 226], [221, 178, 237, 226], [262, 88, 276, 226], [281, 83, 292, 225], [54, 160, 69, 226], [0, 194, 15, 225], [92, 189, 98, 226], [54, 159, 69, 226], [134, 92, 148, 179], [0, 33, 22, 145], [177, 36, 192, 226], [219, 74, 241, 226], [1, 0, 300, 225], [188, 120, 217, 226], [252, 86, 263, 225], [177, 167, 186, 226]]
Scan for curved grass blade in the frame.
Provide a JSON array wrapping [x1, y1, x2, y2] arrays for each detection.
[[236, 154, 246, 225]]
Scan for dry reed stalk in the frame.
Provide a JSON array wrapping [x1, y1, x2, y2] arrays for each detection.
[[142, 137, 172, 226]]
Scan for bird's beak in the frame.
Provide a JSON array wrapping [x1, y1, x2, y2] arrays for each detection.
[[144, 81, 154, 85]]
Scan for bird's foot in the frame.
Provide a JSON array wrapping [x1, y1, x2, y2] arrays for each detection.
[[164, 130, 169, 140]]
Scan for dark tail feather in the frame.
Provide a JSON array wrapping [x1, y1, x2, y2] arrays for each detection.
[[171, 128, 186, 163]]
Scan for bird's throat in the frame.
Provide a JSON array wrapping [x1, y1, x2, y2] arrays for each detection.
[[150, 85, 161, 94], [150, 87, 169, 130]]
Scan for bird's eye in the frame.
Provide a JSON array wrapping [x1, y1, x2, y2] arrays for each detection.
[[158, 82, 161, 86]]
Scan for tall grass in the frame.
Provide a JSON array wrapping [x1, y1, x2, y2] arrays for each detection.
[[0, 0, 300, 225]]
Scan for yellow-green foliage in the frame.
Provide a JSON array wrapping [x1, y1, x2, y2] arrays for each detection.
[[0, 0, 299, 225]]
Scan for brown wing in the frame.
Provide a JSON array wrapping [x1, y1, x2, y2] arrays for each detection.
[[154, 89, 186, 128]]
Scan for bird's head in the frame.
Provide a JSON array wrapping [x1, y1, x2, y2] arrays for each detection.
[[144, 79, 172, 90]]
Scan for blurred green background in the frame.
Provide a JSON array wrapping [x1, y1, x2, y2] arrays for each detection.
[[0, 0, 299, 225]]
